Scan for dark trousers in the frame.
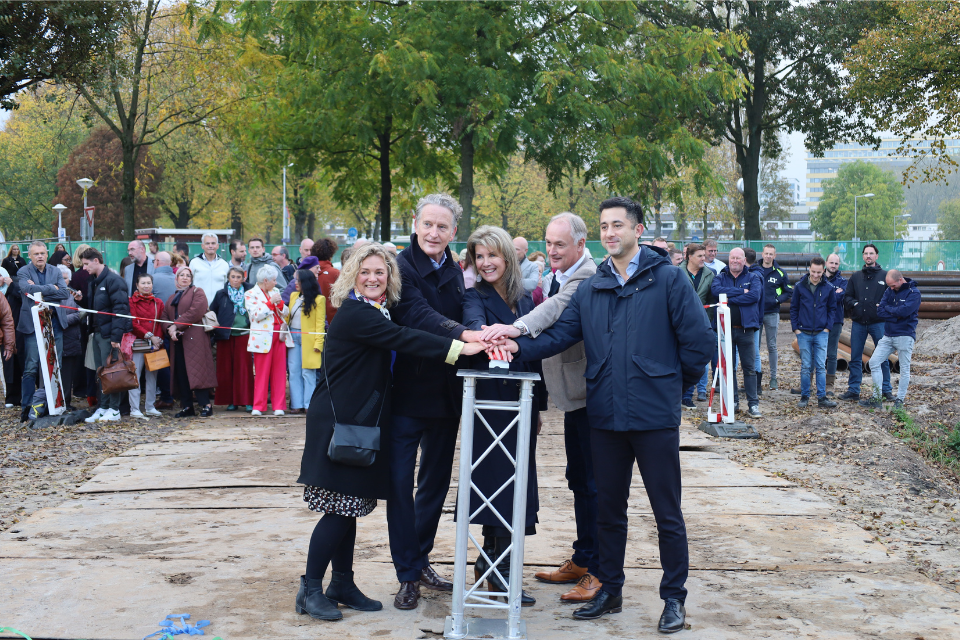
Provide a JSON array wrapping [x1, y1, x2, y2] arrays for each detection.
[[387, 414, 460, 583], [731, 328, 757, 406], [591, 427, 687, 602], [60, 354, 83, 407], [564, 408, 598, 575], [847, 321, 892, 395], [156, 337, 173, 403], [173, 345, 210, 409], [825, 321, 843, 376]]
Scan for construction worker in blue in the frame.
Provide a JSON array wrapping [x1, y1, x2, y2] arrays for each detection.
[[758, 244, 792, 390], [744, 248, 766, 396], [790, 256, 838, 409]]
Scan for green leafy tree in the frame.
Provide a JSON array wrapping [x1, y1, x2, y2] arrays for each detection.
[[810, 161, 905, 241], [937, 199, 960, 241], [0, 87, 91, 238], [0, 0, 128, 109], [847, 1, 960, 183], [639, 1, 883, 240], [74, 0, 240, 240]]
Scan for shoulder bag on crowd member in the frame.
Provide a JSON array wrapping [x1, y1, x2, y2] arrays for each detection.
[[274, 306, 295, 348], [201, 310, 218, 332], [97, 348, 139, 395], [323, 358, 382, 467]]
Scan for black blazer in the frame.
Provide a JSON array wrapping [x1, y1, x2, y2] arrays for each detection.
[[390, 234, 469, 419], [211, 281, 254, 341], [298, 298, 457, 500]]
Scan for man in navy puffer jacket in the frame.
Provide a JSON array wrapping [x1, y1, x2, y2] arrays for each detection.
[[861, 270, 921, 410], [790, 257, 837, 409]]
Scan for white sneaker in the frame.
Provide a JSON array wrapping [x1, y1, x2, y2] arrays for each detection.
[[130, 409, 149, 420], [4, 403, 13, 409], [250, 409, 262, 416], [273, 410, 285, 417], [84, 408, 105, 423], [144, 408, 162, 417], [98, 408, 121, 422]]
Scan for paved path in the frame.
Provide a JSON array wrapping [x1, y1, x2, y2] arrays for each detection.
[[2, 410, 960, 639]]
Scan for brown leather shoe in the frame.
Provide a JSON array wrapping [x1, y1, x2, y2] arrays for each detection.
[[155, 400, 174, 410], [534, 559, 588, 584], [420, 564, 453, 592], [393, 581, 420, 610], [560, 573, 602, 602]]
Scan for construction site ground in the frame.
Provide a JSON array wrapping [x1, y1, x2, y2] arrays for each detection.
[[1, 317, 959, 639]]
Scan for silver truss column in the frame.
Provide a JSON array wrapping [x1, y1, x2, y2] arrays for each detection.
[[445, 369, 541, 640]]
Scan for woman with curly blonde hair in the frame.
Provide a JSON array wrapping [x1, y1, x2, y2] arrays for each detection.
[[295, 242, 487, 621]]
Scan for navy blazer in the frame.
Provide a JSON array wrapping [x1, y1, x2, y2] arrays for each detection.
[[514, 246, 714, 432], [391, 234, 469, 419]]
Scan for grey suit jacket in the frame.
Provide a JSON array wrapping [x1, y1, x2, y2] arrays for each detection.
[[123, 258, 157, 296], [17, 262, 69, 334], [518, 256, 597, 412]]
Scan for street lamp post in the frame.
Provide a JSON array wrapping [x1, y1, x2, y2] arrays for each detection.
[[282, 163, 294, 244], [77, 178, 94, 240], [52, 204, 67, 242], [853, 193, 875, 243]]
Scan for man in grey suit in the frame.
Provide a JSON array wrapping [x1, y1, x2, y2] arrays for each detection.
[[481, 212, 600, 601], [123, 240, 156, 296], [17, 241, 69, 420]]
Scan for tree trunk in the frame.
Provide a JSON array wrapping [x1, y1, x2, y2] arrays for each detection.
[[377, 126, 392, 243], [230, 198, 243, 241], [306, 209, 316, 241], [458, 130, 475, 240], [174, 201, 191, 228], [292, 180, 307, 242], [121, 141, 137, 240], [739, 138, 762, 241]]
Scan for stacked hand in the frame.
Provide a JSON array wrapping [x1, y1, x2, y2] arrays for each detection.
[[459, 327, 520, 362]]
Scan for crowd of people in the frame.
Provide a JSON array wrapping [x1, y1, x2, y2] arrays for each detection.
[[0, 193, 922, 633]]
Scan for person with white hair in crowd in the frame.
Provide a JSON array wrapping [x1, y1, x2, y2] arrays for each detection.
[[245, 264, 288, 416], [189, 233, 230, 304]]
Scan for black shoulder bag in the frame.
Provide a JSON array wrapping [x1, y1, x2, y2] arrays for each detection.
[[323, 358, 383, 467]]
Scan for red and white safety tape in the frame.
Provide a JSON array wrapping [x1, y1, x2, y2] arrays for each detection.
[[27, 294, 326, 336]]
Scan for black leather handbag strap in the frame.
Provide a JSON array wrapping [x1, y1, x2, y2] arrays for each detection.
[[322, 343, 386, 427]]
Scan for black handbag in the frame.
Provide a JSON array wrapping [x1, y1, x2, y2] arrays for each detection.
[[323, 359, 383, 467]]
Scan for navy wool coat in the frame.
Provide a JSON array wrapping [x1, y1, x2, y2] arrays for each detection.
[[390, 234, 469, 419], [515, 246, 714, 432], [462, 283, 547, 530]]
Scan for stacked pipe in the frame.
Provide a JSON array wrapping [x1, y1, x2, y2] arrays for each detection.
[[714, 253, 960, 320]]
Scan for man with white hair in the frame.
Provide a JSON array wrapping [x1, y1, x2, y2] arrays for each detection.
[[189, 233, 230, 304], [514, 236, 539, 292], [479, 212, 602, 602], [388, 193, 485, 610], [123, 239, 157, 296]]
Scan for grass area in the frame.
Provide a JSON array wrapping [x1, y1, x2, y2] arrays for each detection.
[[890, 407, 960, 477]]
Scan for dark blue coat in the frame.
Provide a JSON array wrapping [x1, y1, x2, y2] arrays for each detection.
[[877, 279, 921, 339], [748, 263, 766, 316], [761, 261, 792, 314], [789, 275, 836, 333], [826, 271, 848, 325], [462, 283, 546, 529], [391, 234, 469, 419], [514, 246, 714, 432], [211, 281, 254, 341], [710, 266, 764, 329]]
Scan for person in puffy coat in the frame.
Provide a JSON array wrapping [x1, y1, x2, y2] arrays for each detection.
[[789, 257, 837, 409], [128, 274, 165, 419], [80, 247, 131, 423], [162, 267, 217, 418], [211, 267, 255, 411], [862, 271, 922, 410], [841, 244, 891, 401]]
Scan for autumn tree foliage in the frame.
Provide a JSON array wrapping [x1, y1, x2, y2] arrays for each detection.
[[53, 126, 161, 240]]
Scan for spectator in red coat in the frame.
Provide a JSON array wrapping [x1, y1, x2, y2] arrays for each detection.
[[128, 274, 165, 419]]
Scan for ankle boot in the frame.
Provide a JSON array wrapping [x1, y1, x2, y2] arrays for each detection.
[[325, 570, 382, 611], [826, 374, 836, 397], [473, 535, 497, 584], [295, 575, 343, 621], [485, 537, 535, 606]]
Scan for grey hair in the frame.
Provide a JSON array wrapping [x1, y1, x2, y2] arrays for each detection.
[[201, 232, 219, 244], [29, 240, 47, 251], [415, 193, 463, 226], [57, 264, 72, 280], [274, 245, 290, 258], [549, 212, 588, 244], [130, 239, 145, 250], [256, 264, 279, 283]]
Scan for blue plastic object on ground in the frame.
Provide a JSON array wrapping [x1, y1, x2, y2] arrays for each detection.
[[143, 613, 211, 639]]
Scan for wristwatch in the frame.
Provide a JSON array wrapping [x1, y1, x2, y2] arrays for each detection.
[[512, 320, 529, 336]]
